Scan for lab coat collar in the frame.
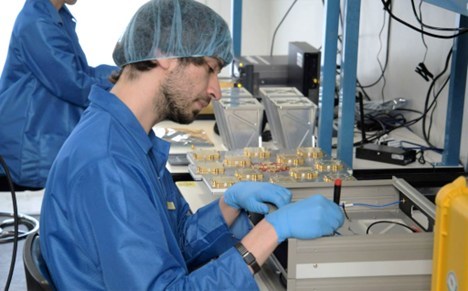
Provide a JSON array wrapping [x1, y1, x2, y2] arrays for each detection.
[[149, 132, 171, 174], [60, 5, 75, 23], [39, 0, 75, 25], [88, 86, 170, 167]]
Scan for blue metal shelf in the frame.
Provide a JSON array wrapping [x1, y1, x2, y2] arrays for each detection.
[[318, 0, 467, 168], [231, 0, 243, 57]]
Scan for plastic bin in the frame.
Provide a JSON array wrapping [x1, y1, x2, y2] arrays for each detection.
[[431, 176, 468, 291]]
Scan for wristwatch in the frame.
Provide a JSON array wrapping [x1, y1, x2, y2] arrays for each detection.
[[235, 242, 261, 274]]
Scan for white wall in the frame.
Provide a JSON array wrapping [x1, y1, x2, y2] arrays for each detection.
[[1, 0, 466, 170], [0, 1, 25, 71]]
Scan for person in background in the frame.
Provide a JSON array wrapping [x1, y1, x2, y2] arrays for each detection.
[[0, 0, 117, 189], [39, 0, 344, 289]]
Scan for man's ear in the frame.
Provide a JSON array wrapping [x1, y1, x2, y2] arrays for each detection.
[[156, 59, 176, 70]]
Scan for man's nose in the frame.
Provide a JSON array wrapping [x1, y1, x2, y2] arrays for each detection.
[[207, 75, 221, 100]]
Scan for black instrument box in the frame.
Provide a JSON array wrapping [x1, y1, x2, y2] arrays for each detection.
[[356, 143, 416, 165]]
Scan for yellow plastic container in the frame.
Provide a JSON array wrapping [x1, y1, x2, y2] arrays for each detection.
[[432, 176, 468, 291]]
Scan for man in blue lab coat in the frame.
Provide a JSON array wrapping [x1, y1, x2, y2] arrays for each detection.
[[40, 0, 344, 289]]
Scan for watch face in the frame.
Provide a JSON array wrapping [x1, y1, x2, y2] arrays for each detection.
[[244, 253, 255, 264]]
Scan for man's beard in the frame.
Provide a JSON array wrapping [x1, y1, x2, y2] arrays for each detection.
[[158, 81, 199, 125]]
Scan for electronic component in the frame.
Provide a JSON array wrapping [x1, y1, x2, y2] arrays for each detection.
[[296, 147, 324, 159], [234, 168, 264, 181], [276, 153, 305, 166], [287, 41, 321, 103], [233, 41, 320, 100], [289, 167, 318, 181], [223, 155, 251, 168], [315, 159, 344, 172], [209, 176, 238, 189], [333, 178, 342, 205], [233, 55, 289, 96], [355, 143, 416, 165], [187, 147, 354, 193], [190, 149, 220, 161], [243, 147, 271, 159], [195, 161, 225, 175]]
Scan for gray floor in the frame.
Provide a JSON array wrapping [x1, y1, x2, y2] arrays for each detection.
[[1, 189, 42, 291], [1, 230, 29, 291]]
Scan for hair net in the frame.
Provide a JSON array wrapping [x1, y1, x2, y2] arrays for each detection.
[[113, 0, 233, 68]]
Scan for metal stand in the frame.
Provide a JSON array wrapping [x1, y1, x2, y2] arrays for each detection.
[[0, 212, 39, 244]]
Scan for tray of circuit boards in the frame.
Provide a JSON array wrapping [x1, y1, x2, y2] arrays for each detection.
[[259, 177, 435, 291], [186, 147, 355, 194]]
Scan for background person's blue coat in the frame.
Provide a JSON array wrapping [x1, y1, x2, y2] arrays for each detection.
[[0, 0, 116, 188]]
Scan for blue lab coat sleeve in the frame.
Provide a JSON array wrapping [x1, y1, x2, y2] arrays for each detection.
[[19, 19, 115, 107], [178, 196, 252, 270]]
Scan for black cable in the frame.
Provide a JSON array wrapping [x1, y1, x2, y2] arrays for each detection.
[[395, 108, 423, 114], [0, 155, 19, 291], [279, 272, 287, 288], [366, 220, 417, 234], [357, 49, 452, 150], [269, 0, 299, 56], [356, 2, 392, 101], [400, 140, 443, 151], [356, 80, 372, 101], [362, 110, 407, 132], [411, 0, 465, 32], [416, 1, 429, 63], [417, 150, 426, 164], [376, 7, 388, 101], [427, 75, 450, 144], [381, 0, 468, 39], [422, 49, 452, 147], [342, 204, 350, 221], [358, 91, 367, 145]]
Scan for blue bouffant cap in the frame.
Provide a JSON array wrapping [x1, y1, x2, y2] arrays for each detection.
[[113, 0, 233, 68]]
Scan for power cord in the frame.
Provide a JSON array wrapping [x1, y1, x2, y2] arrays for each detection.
[[411, 0, 466, 32], [0, 155, 19, 291], [269, 0, 299, 56], [415, 0, 429, 64], [381, 0, 468, 39], [421, 49, 452, 147], [366, 220, 418, 234]]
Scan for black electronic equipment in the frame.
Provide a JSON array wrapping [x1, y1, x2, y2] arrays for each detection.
[[287, 42, 321, 104], [355, 143, 416, 166], [233, 55, 289, 96]]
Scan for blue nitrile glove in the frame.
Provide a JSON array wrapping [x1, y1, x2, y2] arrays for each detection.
[[223, 182, 291, 214], [265, 195, 344, 242]]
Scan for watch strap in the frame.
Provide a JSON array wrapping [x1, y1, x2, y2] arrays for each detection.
[[235, 242, 261, 274]]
